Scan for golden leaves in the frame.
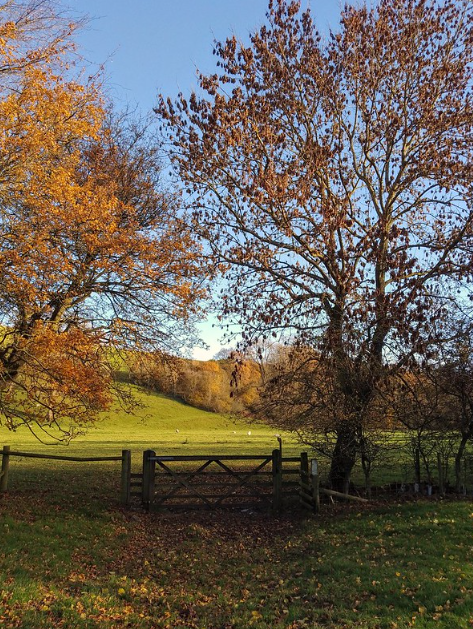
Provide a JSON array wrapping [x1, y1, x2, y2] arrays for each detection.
[[0, 4, 206, 436]]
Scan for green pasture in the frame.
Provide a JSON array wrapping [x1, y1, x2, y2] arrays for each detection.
[[1, 386, 473, 628], [0, 386, 299, 463], [0, 387, 302, 498], [1, 386, 471, 492]]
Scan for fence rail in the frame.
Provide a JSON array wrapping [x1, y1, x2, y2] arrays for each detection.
[[0, 445, 131, 505], [1, 444, 370, 513], [3, 450, 122, 462]]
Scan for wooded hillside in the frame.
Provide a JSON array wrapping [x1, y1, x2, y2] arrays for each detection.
[[127, 354, 261, 414]]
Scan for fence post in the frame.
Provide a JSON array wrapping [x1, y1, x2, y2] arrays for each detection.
[[311, 458, 320, 514], [142, 450, 156, 511], [437, 452, 445, 497], [120, 449, 132, 507], [0, 446, 10, 492], [272, 448, 282, 513], [299, 451, 312, 511]]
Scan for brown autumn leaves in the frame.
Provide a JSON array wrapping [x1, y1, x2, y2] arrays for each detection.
[[157, 0, 473, 489]]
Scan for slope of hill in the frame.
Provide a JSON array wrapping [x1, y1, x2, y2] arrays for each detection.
[[0, 385, 298, 457]]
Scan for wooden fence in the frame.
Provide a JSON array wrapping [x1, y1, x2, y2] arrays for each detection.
[[298, 452, 368, 507], [0, 445, 132, 506], [0, 445, 367, 512]]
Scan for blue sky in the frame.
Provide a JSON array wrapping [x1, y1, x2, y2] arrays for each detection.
[[75, 1, 347, 359], [77, 1, 345, 111]]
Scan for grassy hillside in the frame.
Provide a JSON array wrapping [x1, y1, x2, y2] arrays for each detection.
[[0, 385, 299, 459]]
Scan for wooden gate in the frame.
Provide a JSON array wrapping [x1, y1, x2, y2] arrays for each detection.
[[141, 450, 305, 512]]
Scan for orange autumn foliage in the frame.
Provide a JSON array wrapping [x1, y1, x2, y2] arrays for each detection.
[[0, 3, 205, 440], [129, 354, 262, 415]]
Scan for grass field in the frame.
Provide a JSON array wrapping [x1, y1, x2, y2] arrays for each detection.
[[0, 386, 300, 459], [1, 387, 473, 628]]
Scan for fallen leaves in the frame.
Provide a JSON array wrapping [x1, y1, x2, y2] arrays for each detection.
[[2, 491, 473, 628]]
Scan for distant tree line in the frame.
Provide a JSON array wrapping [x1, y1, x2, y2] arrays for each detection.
[[127, 352, 261, 414]]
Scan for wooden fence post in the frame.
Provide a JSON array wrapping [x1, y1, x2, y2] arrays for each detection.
[[299, 452, 311, 511], [272, 448, 282, 513], [120, 449, 132, 507], [300, 451, 309, 485], [310, 458, 320, 514], [142, 450, 156, 511], [437, 452, 445, 497], [0, 446, 10, 492]]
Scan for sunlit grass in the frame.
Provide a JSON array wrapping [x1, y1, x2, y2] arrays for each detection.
[[0, 386, 297, 455], [1, 386, 473, 627], [1, 486, 473, 628], [0, 387, 301, 491]]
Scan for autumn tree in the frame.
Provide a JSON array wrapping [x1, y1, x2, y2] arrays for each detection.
[[128, 352, 261, 415], [433, 324, 473, 491], [389, 366, 452, 484], [0, 2, 204, 440], [157, 0, 473, 490], [0, 0, 83, 80]]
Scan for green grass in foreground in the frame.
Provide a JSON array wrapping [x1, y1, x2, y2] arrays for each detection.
[[1, 475, 473, 629], [2, 388, 473, 628]]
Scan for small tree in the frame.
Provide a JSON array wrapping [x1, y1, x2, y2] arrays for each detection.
[[390, 368, 450, 485], [426, 322, 473, 491]]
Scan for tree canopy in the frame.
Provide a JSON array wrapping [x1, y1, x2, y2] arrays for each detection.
[[0, 1, 205, 440], [157, 0, 473, 489]]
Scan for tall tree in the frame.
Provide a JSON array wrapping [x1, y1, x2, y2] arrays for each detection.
[[157, 0, 473, 490], [0, 3, 205, 440]]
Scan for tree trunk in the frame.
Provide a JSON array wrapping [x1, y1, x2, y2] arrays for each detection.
[[455, 434, 469, 493], [328, 422, 359, 493]]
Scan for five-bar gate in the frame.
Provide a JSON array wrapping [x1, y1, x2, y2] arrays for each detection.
[[140, 449, 309, 512]]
